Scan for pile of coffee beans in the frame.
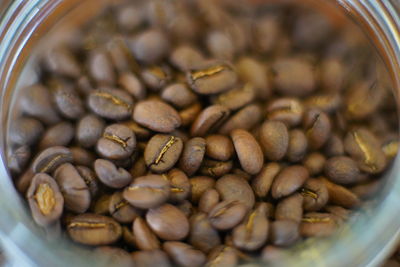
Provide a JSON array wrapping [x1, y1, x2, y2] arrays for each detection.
[[7, 0, 399, 266]]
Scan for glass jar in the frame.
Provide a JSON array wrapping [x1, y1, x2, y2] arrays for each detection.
[[0, 0, 399, 266]]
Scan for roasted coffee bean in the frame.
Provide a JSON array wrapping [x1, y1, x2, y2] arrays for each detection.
[[304, 93, 342, 114], [141, 65, 171, 91], [208, 200, 247, 230], [199, 159, 233, 178], [303, 152, 326, 176], [67, 213, 122, 246], [320, 177, 360, 208], [259, 121, 289, 161], [123, 175, 170, 209], [88, 49, 116, 85], [320, 58, 346, 92], [161, 83, 198, 108], [269, 220, 299, 247], [206, 30, 235, 60], [70, 147, 95, 167], [133, 217, 161, 250], [165, 169, 191, 202], [190, 176, 216, 203], [32, 146, 73, 174], [144, 134, 183, 173], [88, 88, 133, 120], [187, 61, 237, 95], [94, 159, 132, 189], [179, 137, 206, 176], [27, 173, 64, 226], [301, 178, 329, 211], [216, 174, 255, 209], [275, 193, 303, 223], [146, 203, 189, 240], [232, 203, 269, 251], [189, 212, 221, 253], [109, 191, 140, 223], [324, 156, 360, 185], [118, 72, 146, 100], [219, 104, 262, 135], [122, 225, 136, 248], [205, 134, 234, 161], [324, 206, 351, 222], [76, 114, 105, 148], [133, 100, 181, 133], [7, 145, 31, 174], [351, 180, 382, 200], [76, 166, 100, 198], [206, 245, 238, 267], [179, 103, 203, 127], [236, 57, 271, 100], [163, 241, 206, 267], [96, 124, 136, 160], [324, 134, 345, 157], [344, 128, 387, 174], [44, 47, 80, 78], [300, 212, 337, 237], [231, 129, 264, 175], [92, 194, 112, 215], [38, 122, 74, 150], [271, 165, 309, 199], [272, 58, 316, 97], [199, 189, 220, 214], [120, 121, 151, 141], [95, 247, 135, 267], [303, 109, 331, 149], [10, 117, 44, 146], [266, 98, 304, 127], [287, 129, 308, 162], [261, 246, 287, 264], [232, 168, 253, 181], [131, 29, 170, 64], [251, 163, 281, 198], [132, 250, 171, 267], [54, 163, 91, 213], [17, 168, 35, 194], [191, 105, 230, 137], [177, 200, 195, 218], [20, 84, 61, 125], [170, 44, 205, 71], [51, 81, 85, 120], [213, 84, 255, 111]]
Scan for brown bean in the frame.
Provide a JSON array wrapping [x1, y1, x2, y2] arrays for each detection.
[[94, 246, 135, 267], [300, 178, 329, 212], [94, 159, 132, 189], [324, 134, 345, 157], [303, 109, 331, 149], [32, 146, 73, 174], [205, 135, 234, 161], [275, 193, 303, 223], [271, 165, 309, 199], [199, 189, 220, 214], [319, 177, 361, 208], [259, 120, 289, 161], [191, 105, 230, 137], [163, 241, 206, 267], [132, 250, 171, 267], [199, 159, 233, 178], [287, 129, 308, 162], [269, 220, 299, 247], [266, 98, 304, 127], [189, 212, 221, 253], [303, 152, 326, 176], [324, 156, 361, 185], [109, 191, 140, 224], [213, 84, 256, 111], [133, 217, 160, 250], [179, 103, 203, 127], [251, 163, 281, 198], [190, 176, 216, 203], [118, 72, 146, 100], [208, 200, 247, 230], [216, 174, 255, 209], [300, 212, 337, 237], [219, 104, 262, 135], [179, 137, 206, 176], [161, 83, 198, 108], [206, 245, 238, 267], [165, 169, 191, 203]]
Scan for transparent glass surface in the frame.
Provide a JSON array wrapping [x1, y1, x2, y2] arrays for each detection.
[[0, 0, 400, 266]]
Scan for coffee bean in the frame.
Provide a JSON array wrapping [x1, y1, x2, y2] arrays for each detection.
[[162, 83, 198, 108], [320, 58, 346, 92], [76, 166, 100, 198], [109, 191, 140, 223], [88, 88, 133, 120], [146, 203, 189, 240], [88, 48, 116, 85], [179, 137, 206, 176], [177, 200, 195, 218], [165, 169, 191, 203], [118, 72, 146, 100], [251, 163, 281, 198], [206, 30, 235, 60], [67, 213, 122, 246], [300, 178, 329, 212], [208, 200, 247, 230], [32, 146, 73, 174], [191, 105, 230, 137], [96, 124, 136, 160], [20, 84, 61, 125], [27, 173, 64, 226], [54, 163, 91, 213], [324, 205, 351, 222], [38, 122, 74, 150], [275, 193, 303, 223], [272, 58, 316, 96], [92, 194, 112, 215], [116, 3, 143, 32], [141, 65, 171, 91], [170, 44, 206, 71], [261, 246, 287, 264], [132, 250, 171, 267], [206, 245, 238, 267], [266, 98, 304, 127], [131, 29, 170, 64], [205, 135, 234, 161], [190, 176, 215, 203], [324, 156, 360, 185], [76, 114, 105, 148], [344, 128, 387, 174], [199, 159, 233, 178], [303, 152, 326, 176], [133, 217, 161, 250], [304, 93, 342, 114], [213, 84, 256, 111], [122, 225, 136, 248], [163, 241, 206, 267], [94, 159, 132, 189], [199, 189, 220, 214], [259, 121, 289, 161], [70, 147, 95, 167], [216, 174, 255, 209], [231, 129, 264, 175], [287, 129, 308, 162], [269, 220, 299, 247], [351, 180, 382, 200], [133, 100, 181, 133], [10, 117, 44, 146], [179, 103, 203, 127], [319, 177, 360, 208], [232, 203, 269, 251], [300, 212, 337, 237], [219, 104, 262, 135], [123, 175, 170, 209], [271, 165, 309, 199], [324, 134, 345, 157], [95, 247, 135, 267], [7, 145, 31, 174], [189, 212, 221, 253], [144, 134, 183, 173], [303, 109, 331, 149], [51, 80, 85, 120], [44, 47, 80, 78], [187, 61, 237, 95]]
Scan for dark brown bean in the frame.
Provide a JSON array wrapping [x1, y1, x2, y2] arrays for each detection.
[[27, 173, 64, 226], [88, 88, 133, 120], [163, 241, 206, 267], [275, 193, 303, 223], [213, 84, 255, 111], [8, 146, 31, 174], [32, 146, 73, 174], [94, 159, 132, 189], [304, 93, 342, 114], [76, 166, 100, 198], [199, 189, 220, 214], [191, 105, 230, 137], [141, 65, 171, 91], [109, 191, 140, 224], [266, 98, 304, 127], [165, 169, 191, 203], [177, 200, 195, 218], [271, 165, 309, 199], [219, 104, 262, 135], [206, 245, 238, 267], [216, 174, 255, 209], [38, 122, 74, 150], [132, 250, 171, 267], [190, 176, 215, 203], [10, 117, 44, 146], [324, 206, 351, 222], [303, 152, 326, 176], [269, 220, 299, 247], [300, 178, 329, 212], [44, 47, 80, 78], [94, 247, 135, 267], [259, 120, 289, 161], [76, 114, 105, 148], [170, 44, 205, 71], [300, 212, 337, 237], [261, 246, 287, 264], [320, 177, 360, 208], [205, 134, 234, 161], [88, 49, 116, 85], [122, 225, 136, 248], [324, 156, 360, 185], [70, 147, 95, 167], [118, 72, 146, 100], [92, 194, 112, 215], [179, 137, 206, 176], [189, 212, 221, 253], [303, 109, 331, 149], [179, 103, 203, 127], [131, 29, 170, 64], [67, 214, 122, 246], [199, 159, 233, 178], [162, 83, 198, 108], [324, 134, 345, 157], [351, 180, 382, 200], [251, 163, 281, 198], [287, 129, 308, 162], [96, 124, 136, 160], [51, 80, 85, 120], [208, 200, 247, 230], [144, 134, 183, 173], [133, 217, 160, 250]]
